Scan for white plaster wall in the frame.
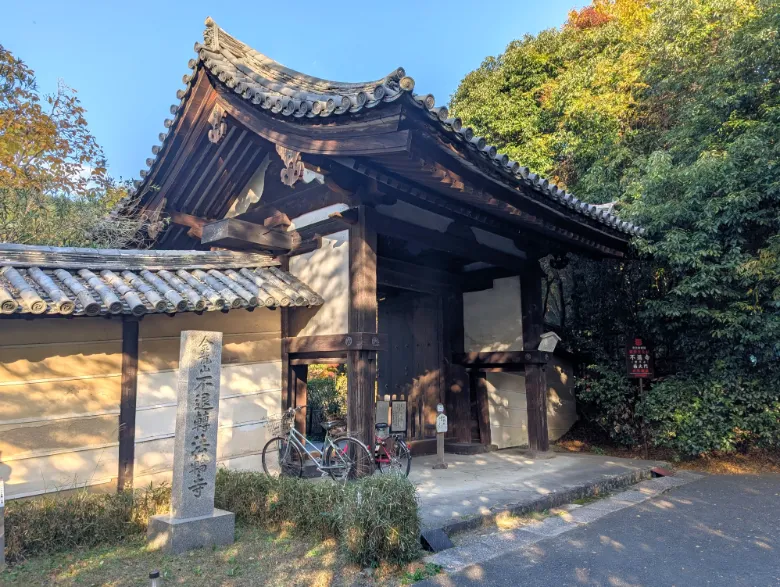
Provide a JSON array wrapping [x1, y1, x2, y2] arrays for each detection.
[[463, 276, 523, 352], [289, 229, 349, 336], [463, 277, 577, 448], [486, 366, 578, 449]]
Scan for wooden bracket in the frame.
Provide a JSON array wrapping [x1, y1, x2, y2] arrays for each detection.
[[207, 104, 227, 144]]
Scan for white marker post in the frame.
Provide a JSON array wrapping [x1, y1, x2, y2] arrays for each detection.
[[433, 404, 448, 470]]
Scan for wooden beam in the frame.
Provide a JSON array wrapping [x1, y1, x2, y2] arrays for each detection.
[[216, 90, 411, 156], [169, 211, 213, 239], [201, 218, 294, 251], [347, 205, 378, 447], [453, 351, 551, 367], [364, 207, 527, 272], [118, 317, 140, 491], [521, 262, 550, 452], [289, 354, 347, 365], [285, 333, 387, 353], [470, 370, 492, 446]]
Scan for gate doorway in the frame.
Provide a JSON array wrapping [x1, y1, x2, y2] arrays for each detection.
[[377, 289, 443, 442]]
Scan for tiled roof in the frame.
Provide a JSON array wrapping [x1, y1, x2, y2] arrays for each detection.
[[0, 244, 322, 317], [118, 17, 641, 237]]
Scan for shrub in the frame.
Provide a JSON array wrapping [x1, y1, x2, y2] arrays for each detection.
[[576, 364, 643, 447], [214, 469, 420, 565], [5, 470, 420, 567], [643, 375, 780, 456], [4, 483, 170, 563]]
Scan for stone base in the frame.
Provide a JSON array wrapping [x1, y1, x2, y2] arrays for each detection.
[[432, 461, 449, 469], [147, 509, 235, 554]]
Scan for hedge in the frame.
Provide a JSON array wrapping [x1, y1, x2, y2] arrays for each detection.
[[4, 470, 420, 566]]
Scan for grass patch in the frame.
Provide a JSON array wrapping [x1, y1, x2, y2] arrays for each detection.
[[4, 470, 420, 568], [400, 562, 442, 585], [0, 526, 426, 587]]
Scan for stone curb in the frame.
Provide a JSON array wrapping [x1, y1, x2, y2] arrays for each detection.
[[424, 470, 704, 575], [430, 464, 659, 536]]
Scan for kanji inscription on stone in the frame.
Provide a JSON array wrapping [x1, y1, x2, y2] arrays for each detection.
[[171, 331, 223, 519]]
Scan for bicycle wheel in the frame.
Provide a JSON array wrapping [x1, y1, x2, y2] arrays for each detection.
[[262, 436, 303, 478], [324, 437, 374, 481], [378, 439, 412, 477]]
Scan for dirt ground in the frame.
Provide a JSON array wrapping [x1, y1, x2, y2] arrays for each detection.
[[555, 432, 780, 475]]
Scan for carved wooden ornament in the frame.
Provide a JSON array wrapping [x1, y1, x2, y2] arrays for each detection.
[[276, 145, 305, 187], [207, 105, 227, 144]]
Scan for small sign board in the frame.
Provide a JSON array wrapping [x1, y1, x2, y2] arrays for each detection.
[[391, 401, 407, 432], [436, 403, 445, 414], [436, 413, 448, 433], [376, 401, 390, 438], [626, 337, 653, 379]]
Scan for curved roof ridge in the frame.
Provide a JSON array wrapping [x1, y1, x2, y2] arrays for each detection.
[[115, 17, 642, 238], [207, 18, 400, 93]]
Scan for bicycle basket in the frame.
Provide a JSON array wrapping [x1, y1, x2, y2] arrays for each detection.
[[265, 412, 294, 437]]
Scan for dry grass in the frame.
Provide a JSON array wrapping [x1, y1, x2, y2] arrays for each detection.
[[555, 439, 780, 475], [0, 526, 432, 587]]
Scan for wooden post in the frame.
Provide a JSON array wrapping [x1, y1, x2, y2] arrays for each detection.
[[470, 369, 492, 446], [347, 205, 378, 447], [291, 364, 308, 434], [521, 263, 550, 452], [443, 291, 471, 443], [280, 257, 291, 412], [118, 316, 140, 491]]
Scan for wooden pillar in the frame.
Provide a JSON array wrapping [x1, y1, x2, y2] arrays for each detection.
[[291, 364, 308, 434], [470, 369, 491, 446], [347, 205, 378, 447], [280, 257, 292, 412], [443, 291, 471, 443], [521, 263, 549, 451], [118, 316, 140, 491]]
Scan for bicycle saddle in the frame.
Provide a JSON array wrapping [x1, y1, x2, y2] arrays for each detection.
[[320, 420, 345, 431], [375, 423, 389, 430]]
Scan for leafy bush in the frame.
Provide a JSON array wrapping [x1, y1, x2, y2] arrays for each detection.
[[5, 470, 420, 567], [643, 375, 780, 456], [4, 483, 170, 563], [307, 364, 347, 419], [215, 469, 420, 565], [576, 365, 642, 447]]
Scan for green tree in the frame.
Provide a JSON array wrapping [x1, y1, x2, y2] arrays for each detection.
[[0, 44, 140, 246], [452, 0, 780, 455]]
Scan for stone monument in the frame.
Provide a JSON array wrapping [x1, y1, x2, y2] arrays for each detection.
[[148, 331, 235, 553]]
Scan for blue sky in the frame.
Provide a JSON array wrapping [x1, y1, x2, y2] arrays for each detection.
[[5, 1, 577, 181]]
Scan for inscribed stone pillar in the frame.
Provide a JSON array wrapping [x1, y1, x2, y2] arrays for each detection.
[[147, 331, 235, 553], [171, 331, 222, 518]]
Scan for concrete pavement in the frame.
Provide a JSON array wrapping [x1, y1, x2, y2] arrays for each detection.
[[410, 450, 663, 532], [418, 474, 780, 586]]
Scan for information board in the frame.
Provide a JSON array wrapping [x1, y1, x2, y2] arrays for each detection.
[[390, 401, 407, 432], [626, 337, 653, 378]]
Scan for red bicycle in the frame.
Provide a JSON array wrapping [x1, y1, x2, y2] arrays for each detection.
[[329, 422, 412, 476], [373, 423, 412, 477]]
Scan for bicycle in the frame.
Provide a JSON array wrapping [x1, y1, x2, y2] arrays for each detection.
[[331, 422, 412, 476], [261, 407, 374, 481], [373, 423, 412, 476]]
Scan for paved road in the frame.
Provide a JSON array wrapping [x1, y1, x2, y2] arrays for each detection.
[[419, 474, 780, 586]]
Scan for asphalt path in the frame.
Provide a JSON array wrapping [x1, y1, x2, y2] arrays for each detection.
[[418, 474, 780, 587]]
